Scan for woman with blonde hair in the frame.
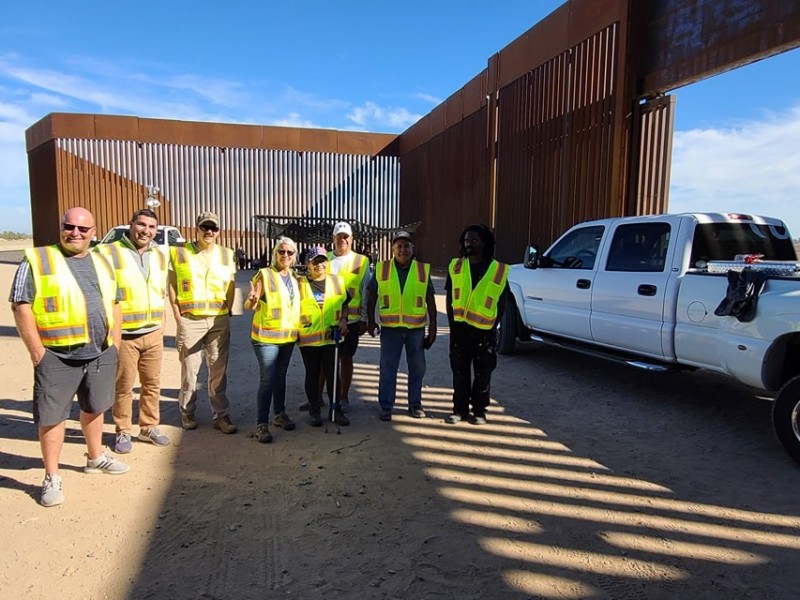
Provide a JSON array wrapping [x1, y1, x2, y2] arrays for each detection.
[[245, 236, 301, 443]]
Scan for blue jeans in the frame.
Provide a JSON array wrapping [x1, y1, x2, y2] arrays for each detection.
[[252, 341, 295, 424], [378, 327, 426, 411]]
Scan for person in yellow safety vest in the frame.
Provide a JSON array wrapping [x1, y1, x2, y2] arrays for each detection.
[[95, 209, 172, 454], [9, 207, 130, 508], [298, 221, 370, 414], [168, 211, 238, 435], [366, 230, 437, 422], [296, 246, 351, 428], [244, 236, 301, 443], [444, 224, 510, 425]]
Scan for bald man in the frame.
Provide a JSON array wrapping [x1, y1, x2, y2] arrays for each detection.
[[9, 207, 130, 508]]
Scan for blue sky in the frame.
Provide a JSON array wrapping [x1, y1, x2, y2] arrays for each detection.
[[1, 1, 799, 236]]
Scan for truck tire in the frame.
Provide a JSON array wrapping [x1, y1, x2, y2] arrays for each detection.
[[772, 376, 800, 465], [496, 299, 519, 355]]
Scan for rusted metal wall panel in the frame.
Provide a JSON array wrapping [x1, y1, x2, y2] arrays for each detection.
[[473, 22, 622, 264], [641, 0, 800, 94], [399, 109, 490, 266], [27, 113, 397, 155], [627, 94, 675, 215]]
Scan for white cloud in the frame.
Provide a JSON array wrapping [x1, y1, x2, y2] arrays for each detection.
[[414, 92, 441, 105], [669, 105, 800, 236], [346, 101, 422, 131], [29, 92, 68, 108], [269, 113, 320, 128]]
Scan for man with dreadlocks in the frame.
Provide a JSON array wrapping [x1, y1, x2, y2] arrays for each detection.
[[444, 224, 510, 425]]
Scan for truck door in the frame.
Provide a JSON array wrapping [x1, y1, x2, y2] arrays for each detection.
[[590, 221, 676, 358], [522, 225, 604, 341]]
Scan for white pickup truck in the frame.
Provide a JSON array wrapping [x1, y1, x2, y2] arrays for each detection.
[[498, 212, 800, 463], [98, 225, 186, 250]]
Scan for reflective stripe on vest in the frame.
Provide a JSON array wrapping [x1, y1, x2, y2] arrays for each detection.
[[296, 275, 345, 347], [95, 241, 167, 330], [24, 245, 117, 347], [449, 258, 509, 330], [328, 251, 368, 320], [170, 243, 235, 316], [251, 268, 300, 344], [375, 259, 429, 328]]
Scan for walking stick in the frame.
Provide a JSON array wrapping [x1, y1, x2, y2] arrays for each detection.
[[325, 326, 341, 434]]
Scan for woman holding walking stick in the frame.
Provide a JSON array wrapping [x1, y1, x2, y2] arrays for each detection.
[[297, 246, 351, 427]]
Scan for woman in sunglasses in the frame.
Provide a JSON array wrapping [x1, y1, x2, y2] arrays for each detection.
[[245, 236, 301, 443]]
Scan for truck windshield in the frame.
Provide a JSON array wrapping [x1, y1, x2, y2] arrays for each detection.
[[690, 223, 798, 264]]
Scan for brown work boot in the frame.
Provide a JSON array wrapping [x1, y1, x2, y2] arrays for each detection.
[[180, 411, 197, 430], [213, 415, 238, 434], [273, 412, 296, 431], [255, 423, 273, 443]]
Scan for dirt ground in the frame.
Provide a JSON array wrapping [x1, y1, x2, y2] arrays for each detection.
[[1, 240, 800, 600]]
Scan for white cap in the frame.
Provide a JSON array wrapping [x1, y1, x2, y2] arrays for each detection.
[[332, 222, 353, 237]]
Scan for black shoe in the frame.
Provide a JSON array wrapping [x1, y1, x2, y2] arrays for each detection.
[[308, 412, 323, 427], [334, 412, 350, 426], [299, 402, 310, 412], [409, 407, 426, 419], [378, 409, 392, 421]]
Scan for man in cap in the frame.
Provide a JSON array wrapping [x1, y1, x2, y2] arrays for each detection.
[[445, 224, 509, 425], [300, 221, 370, 413], [9, 207, 130, 507], [169, 211, 238, 434], [95, 209, 171, 453], [367, 230, 437, 421]]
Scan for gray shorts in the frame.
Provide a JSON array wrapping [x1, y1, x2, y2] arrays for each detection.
[[33, 346, 118, 426]]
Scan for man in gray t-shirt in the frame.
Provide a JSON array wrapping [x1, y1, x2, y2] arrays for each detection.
[[9, 207, 130, 508]]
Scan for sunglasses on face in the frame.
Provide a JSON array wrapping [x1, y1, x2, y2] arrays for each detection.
[[277, 249, 295, 256], [62, 223, 93, 234], [199, 224, 219, 232]]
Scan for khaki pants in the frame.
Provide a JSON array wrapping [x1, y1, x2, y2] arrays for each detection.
[[176, 314, 231, 420], [113, 329, 164, 434]]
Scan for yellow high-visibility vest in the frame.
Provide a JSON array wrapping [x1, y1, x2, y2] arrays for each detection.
[[170, 243, 235, 316], [375, 259, 430, 328], [95, 241, 168, 330], [328, 251, 368, 321], [297, 275, 345, 347], [24, 245, 117, 347], [449, 258, 509, 330], [251, 268, 300, 344]]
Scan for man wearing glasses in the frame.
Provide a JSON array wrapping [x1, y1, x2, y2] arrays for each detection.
[[9, 207, 130, 507], [169, 211, 238, 434]]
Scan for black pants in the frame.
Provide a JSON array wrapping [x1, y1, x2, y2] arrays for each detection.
[[449, 325, 497, 418], [299, 345, 337, 416]]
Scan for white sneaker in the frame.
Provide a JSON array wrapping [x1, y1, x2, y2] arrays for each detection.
[[84, 452, 130, 475], [41, 473, 64, 507]]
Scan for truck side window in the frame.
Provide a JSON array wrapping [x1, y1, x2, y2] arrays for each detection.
[[547, 225, 604, 269], [606, 223, 671, 272], [168, 230, 180, 245]]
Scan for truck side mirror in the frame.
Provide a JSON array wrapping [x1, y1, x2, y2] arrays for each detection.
[[524, 245, 540, 269]]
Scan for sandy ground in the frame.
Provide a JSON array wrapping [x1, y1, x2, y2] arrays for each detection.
[[1, 241, 800, 600]]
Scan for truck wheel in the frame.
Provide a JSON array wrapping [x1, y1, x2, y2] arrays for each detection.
[[772, 376, 800, 465], [496, 300, 518, 355]]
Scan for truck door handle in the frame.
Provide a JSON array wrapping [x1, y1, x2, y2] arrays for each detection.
[[576, 279, 591, 289], [638, 284, 657, 296]]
